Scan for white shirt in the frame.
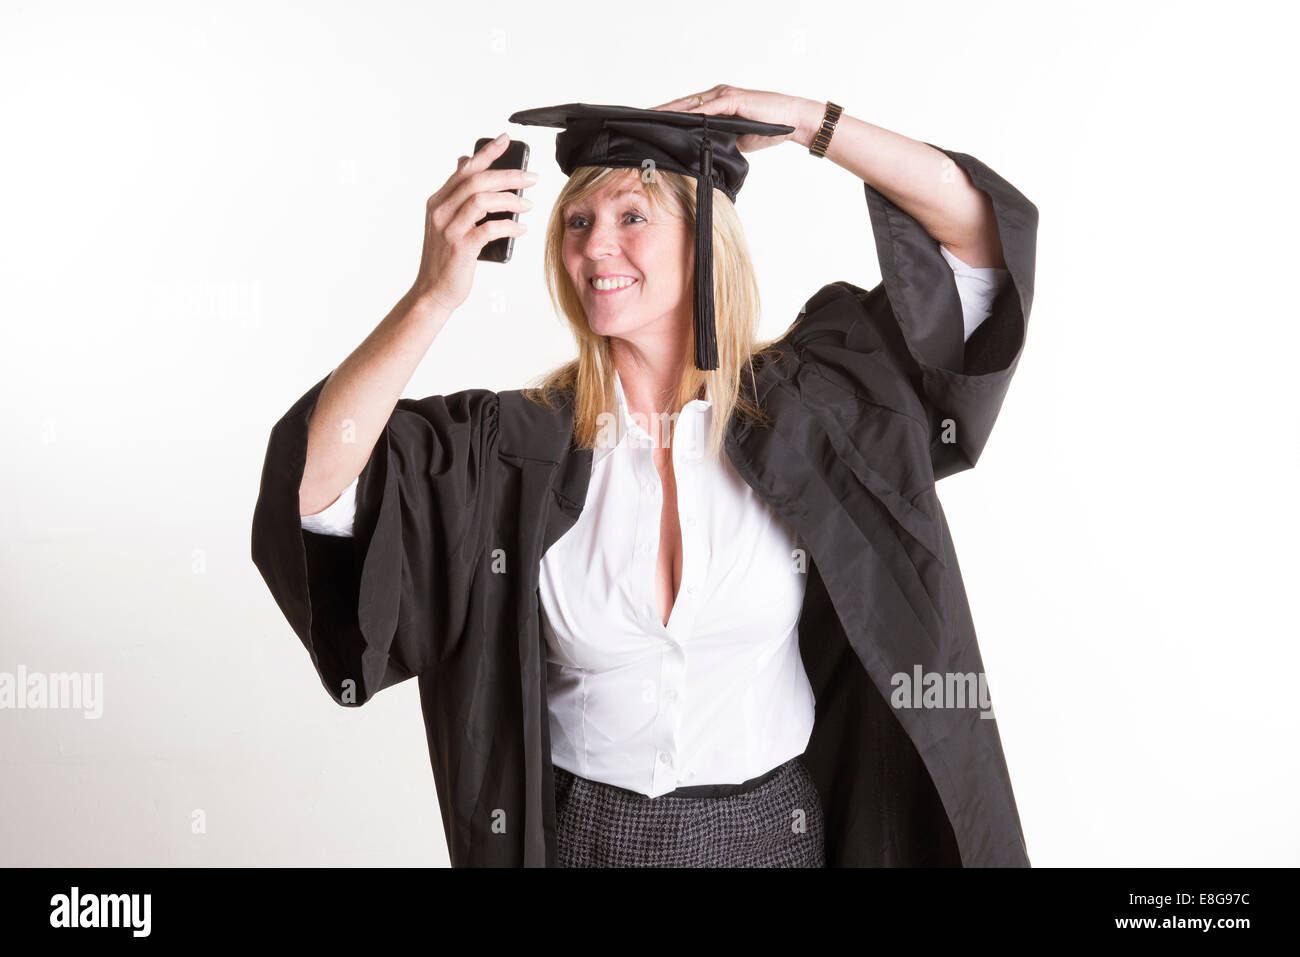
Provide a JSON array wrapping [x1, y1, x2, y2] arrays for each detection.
[[300, 246, 1009, 796], [539, 364, 814, 796]]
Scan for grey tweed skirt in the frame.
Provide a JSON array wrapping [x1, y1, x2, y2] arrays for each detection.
[[553, 754, 826, 867]]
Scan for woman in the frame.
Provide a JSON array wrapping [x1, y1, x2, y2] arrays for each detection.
[[253, 85, 1036, 867]]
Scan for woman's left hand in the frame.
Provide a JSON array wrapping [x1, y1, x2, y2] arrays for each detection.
[[649, 85, 817, 153]]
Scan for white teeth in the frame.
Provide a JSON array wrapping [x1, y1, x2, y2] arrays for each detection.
[[591, 277, 636, 290]]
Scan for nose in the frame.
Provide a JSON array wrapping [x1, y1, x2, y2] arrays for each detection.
[[581, 218, 621, 260]]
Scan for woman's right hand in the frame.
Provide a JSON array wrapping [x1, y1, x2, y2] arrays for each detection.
[[409, 133, 536, 316]]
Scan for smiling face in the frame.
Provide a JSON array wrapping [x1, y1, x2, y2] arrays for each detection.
[[561, 167, 693, 352]]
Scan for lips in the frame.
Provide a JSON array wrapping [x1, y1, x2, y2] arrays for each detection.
[[589, 277, 639, 295]]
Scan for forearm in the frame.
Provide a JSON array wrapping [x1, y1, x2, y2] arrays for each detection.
[[789, 98, 1005, 268], [299, 289, 452, 516]]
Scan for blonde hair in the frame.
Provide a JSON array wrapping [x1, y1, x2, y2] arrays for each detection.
[[521, 165, 783, 458]]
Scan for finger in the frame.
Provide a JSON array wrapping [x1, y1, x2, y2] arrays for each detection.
[[474, 215, 528, 242], [447, 187, 532, 242], [654, 93, 707, 112], [431, 165, 532, 226], [651, 87, 720, 110], [688, 91, 739, 116], [440, 160, 532, 214], [463, 133, 512, 176], [461, 166, 536, 200], [671, 84, 729, 109], [433, 152, 485, 203], [463, 214, 528, 255], [438, 139, 503, 196]]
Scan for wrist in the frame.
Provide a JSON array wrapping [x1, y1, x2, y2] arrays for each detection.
[[791, 97, 829, 150], [402, 287, 454, 326]]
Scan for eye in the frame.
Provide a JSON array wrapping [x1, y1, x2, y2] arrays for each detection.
[[565, 210, 647, 229]]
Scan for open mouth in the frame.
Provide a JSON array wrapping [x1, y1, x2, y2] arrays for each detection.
[[589, 277, 639, 295]]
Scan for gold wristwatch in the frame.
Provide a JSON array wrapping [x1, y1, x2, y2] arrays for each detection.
[[809, 101, 843, 158]]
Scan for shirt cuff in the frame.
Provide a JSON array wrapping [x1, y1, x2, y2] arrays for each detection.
[[938, 243, 1011, 342], [299, 474, 359, 537]]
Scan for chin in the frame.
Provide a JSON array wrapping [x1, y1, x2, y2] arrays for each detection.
[[587, 314, 637, 339]]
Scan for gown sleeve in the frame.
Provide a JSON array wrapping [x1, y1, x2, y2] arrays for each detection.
[[788, 144, 1038, 481], [251, 372, 500, 706]]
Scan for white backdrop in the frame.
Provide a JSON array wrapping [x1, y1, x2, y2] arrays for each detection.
[[1, 0, 1295, 867]]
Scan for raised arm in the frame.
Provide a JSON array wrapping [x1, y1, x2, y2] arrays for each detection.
[[787, 99, 1005, 270], [299, 134, 535, 516], [253, 134, 535, 705], [301, 292, 449, 515]]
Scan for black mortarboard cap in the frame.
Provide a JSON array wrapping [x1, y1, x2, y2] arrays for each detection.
[[508, 103, 795, 371]]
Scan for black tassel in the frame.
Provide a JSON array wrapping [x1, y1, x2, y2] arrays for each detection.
[[693, 137, 719, 371]]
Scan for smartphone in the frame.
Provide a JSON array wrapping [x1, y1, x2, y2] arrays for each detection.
[[474, 136, 530, 263]]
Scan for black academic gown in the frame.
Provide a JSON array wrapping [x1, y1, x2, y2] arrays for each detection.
[[252, 145, 1038, 867]]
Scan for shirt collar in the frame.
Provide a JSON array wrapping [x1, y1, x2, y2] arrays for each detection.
[[593, 368, 713, 466]]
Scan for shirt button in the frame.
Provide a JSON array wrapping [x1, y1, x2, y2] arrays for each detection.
[[641, 542, 652, 554], [686, 584, 696, 594], [663, 689, 677, 701], [658, 751, 672, 766]]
